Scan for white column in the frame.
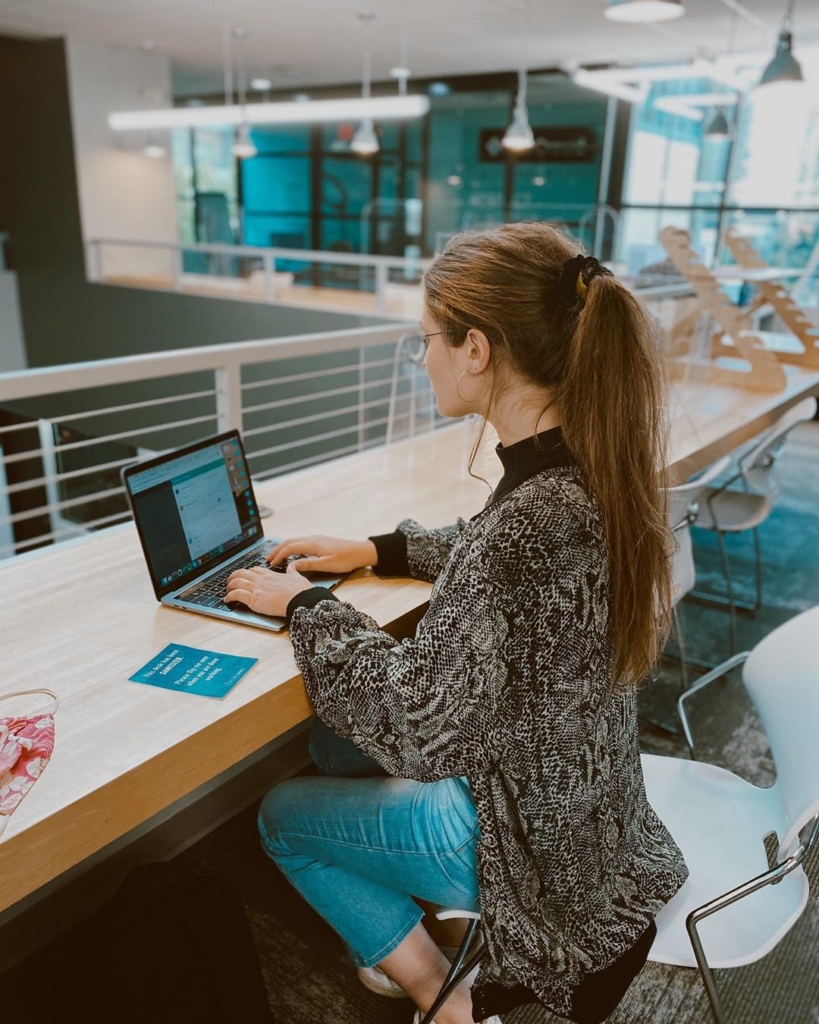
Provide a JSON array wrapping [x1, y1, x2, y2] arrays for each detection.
[[65, 39, 179, 284]]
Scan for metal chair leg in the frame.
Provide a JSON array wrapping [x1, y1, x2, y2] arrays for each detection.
[[751, 526, 763, 614], [686, 841, 811, 1024], [689, 530, 763, 619], [419, 921, 484, 1024], [677, 652, 750, 754], [714, 530, 738, 655], [671, 606, 689, 693]]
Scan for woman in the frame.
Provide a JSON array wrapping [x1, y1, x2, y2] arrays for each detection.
[[225, 223, 688, 1024]]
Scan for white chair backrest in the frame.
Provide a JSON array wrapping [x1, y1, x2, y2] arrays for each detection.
[[667, 456, 731, 604], [668, 455, 731, 529], [742, 604, 819, 859], [742, 397, 817, 498]]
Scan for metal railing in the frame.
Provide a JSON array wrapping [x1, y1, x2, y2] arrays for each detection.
[[86, 238, 431, 320], [0, 322, 443, 560]]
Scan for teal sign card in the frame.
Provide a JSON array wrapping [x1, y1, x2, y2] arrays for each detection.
[[129, 644, 257, 699]]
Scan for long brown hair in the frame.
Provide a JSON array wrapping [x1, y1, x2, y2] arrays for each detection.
[[423, 222, 671, 688]]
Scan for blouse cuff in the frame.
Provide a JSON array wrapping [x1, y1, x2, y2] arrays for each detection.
[[368, 529, 410, 577], [285, 587, 340, 627]]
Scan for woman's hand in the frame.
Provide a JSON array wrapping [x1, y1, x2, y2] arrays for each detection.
[[224, 563, 314, 618], [267, 535, 377, 575]]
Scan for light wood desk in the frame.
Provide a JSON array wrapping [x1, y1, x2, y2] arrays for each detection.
[[2, 367, 819, 916]]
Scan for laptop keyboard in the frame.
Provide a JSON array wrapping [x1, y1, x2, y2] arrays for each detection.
[[178, 542, 282, 612]]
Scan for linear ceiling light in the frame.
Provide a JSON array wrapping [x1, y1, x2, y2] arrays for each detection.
[[571, 69, 645, 104], [109, 94, 430, 132], [653, 91, 739, 120], [604, 0, 685, 22]]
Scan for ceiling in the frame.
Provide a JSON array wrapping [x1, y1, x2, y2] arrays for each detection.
[[1, 0, 819, 97]]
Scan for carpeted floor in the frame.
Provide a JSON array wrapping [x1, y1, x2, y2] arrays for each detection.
[[176, 422, 819, 1024]]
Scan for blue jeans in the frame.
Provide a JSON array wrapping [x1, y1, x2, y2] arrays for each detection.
[[257, 719, 481, 968]]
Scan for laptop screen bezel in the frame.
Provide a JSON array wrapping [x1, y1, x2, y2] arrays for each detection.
[[122, 429, 263, 601]]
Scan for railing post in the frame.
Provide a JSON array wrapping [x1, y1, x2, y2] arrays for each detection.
[[375, 262, 388, 313], [215, 362, 243, 434], [263, 251, 274, 302], [37, 419, 66, 541]]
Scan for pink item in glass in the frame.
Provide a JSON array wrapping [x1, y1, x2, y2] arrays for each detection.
[[0, 689, 58, 839]]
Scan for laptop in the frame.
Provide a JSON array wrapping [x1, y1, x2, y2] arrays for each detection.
[[122, 430, 342, 631]]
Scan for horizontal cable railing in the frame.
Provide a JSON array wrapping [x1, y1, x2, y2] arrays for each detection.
[[0, 323, 441, 560], [86, 238, 432, 320]]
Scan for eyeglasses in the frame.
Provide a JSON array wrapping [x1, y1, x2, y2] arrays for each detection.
[[421, 331, 442, 349]]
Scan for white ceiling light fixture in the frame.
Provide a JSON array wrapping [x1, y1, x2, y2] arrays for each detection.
[[350, 12, 379, 156], [758, 0, 804, 88], [251, 77, 272, 91], [604, 0, 685, 22], [233, 122, 257, 158], [503, 69, 535, 152], [571, 67, 645, 104], [569, 55, 756, 106], [653, 91, 738, 120], [110, 95, 429, 131], [230, 28, 257, 159], [503, 3, 535, 154], [350, 118, 379, 155], [390, 28, 412, 95], [138, 45, 167, 158], [143, 130, 167, 158]]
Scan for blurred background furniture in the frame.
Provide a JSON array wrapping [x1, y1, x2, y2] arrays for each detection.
[[690, 397, 818, 652]]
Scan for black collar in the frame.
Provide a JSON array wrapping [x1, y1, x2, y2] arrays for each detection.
[[492, 426, 577, 504]]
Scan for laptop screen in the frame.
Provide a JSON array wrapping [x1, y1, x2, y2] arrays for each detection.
[[124, 431, 263, 596]]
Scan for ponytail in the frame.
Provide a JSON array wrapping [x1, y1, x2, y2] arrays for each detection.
[[424, 222, 673, 689], [560, 274, 671, 687]]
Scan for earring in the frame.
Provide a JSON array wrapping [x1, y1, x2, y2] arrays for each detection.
[[455, 370, 488, 404]]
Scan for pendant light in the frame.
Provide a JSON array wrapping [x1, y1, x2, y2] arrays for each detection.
[[139, 42, 167, 158], [759, 1, 803, 87], [390, 28, 411, 96], [143, 129, 167, 159], [503, 69, 535, 153], [604, 0, 685, 23], [351, 14, 379, 156], [703, 107, 731, 139], [233, 122, 257, 159], [350, 119, 379, 155], [230, 28, 257, 159]]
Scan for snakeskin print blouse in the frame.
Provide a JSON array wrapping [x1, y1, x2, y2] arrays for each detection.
[[286, 427, 688, 1020]]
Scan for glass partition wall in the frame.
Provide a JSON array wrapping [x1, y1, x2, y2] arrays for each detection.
[[169, 53, 819, 307], [170, 71, 610, 270], [617, 47, 819, 300]]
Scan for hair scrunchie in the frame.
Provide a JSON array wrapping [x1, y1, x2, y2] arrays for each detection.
[[558, 254, 613, 310]]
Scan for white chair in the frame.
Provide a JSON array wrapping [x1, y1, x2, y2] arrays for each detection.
[[666, 456, 731, 685], [643, 604, 819, 1024], [691, 397, 817, 649]]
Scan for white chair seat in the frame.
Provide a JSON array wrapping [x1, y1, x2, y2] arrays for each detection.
[[642, 753, 809, 968], [694, 488, 771, 532]]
